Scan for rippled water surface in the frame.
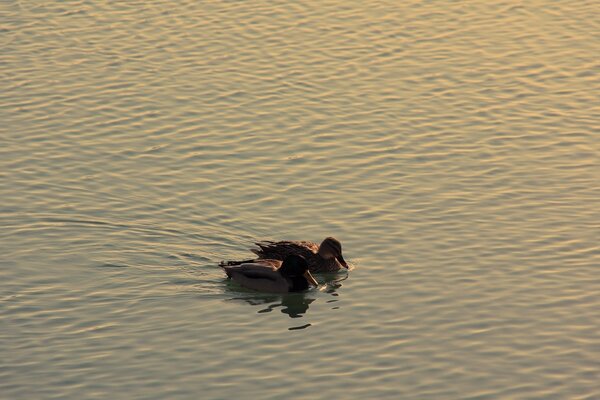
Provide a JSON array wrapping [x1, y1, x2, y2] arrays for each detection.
[[2, 1, 599, 398]]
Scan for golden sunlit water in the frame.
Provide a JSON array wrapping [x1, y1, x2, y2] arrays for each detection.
[[2, 1, 599, 398]]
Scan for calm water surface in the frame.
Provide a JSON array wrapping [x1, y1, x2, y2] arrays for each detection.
[[2, 1, 599, 398]]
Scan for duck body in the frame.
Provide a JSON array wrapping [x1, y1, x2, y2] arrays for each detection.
[[252, 237, 348, 273], [220, 255, 318, 293]]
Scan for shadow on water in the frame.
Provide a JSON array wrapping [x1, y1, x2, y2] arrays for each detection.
[[227, 292, 315, 318], [224, 273, 349, 330]]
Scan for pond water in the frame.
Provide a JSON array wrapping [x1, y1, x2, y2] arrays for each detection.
[[2, 1, 599, 398]]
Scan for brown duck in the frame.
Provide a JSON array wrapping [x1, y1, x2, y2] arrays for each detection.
[[221, 237, 349, 273]]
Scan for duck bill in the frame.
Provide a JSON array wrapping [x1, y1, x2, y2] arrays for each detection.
[[303, 270, 319, 287], [337, 255, 349, 269]]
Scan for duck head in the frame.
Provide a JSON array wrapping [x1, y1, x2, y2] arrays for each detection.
[[317, 237, 348, 268], [279, 254, 319, 289]]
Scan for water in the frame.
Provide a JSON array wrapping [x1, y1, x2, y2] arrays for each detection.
[[2, 1, 599, 398]]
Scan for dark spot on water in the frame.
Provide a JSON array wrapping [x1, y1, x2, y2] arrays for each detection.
[[288, 323, 311, 331], [258, 303, 282, 313], [96, 263, 128, 268]]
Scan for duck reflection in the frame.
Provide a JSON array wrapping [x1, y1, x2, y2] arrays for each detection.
[[280, 294, 315, 318], [225, 272, 347, 319], [321, 273, 346, 296], [229, 293, 315, 318]]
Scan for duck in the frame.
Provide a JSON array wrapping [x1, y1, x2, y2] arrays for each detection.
[[220, 254, 319, 293], [223, 237, 349, 273]]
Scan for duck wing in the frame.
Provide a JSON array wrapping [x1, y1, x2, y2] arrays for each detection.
[[219, 258, 280, 268], [221, 260, 279, 276], [252, 240, 318, 261], [221, 261, 289, 293]]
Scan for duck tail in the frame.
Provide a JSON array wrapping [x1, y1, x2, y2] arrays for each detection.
[[218, 259, 257, 267], [252, 241, 275, 257]]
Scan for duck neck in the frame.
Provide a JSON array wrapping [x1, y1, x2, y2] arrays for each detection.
[[316, 250, 330, 262]]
